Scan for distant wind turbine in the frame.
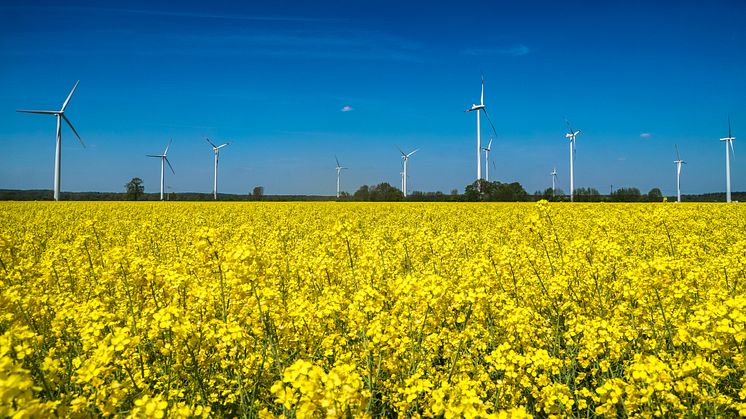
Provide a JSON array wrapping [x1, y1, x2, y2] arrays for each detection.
[[673, 145, 686, 203], [335, 155, 347, 198], [720, 117, 736, 202], [551, 167, 558, 197], [206, 138, 230, 200], [147, 140, 175, 201], [565, 120, 581, 202], [16, 81, 84, 201], [482, 138, 493, 182], [465, 75, 498, 184], [398, 147, 418, 197]]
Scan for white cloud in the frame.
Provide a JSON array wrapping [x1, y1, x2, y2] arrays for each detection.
[[341, 105, 354, 112], [640, 133, 652, 138]]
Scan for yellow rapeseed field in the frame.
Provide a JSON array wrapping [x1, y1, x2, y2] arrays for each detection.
[[1, 201, 746, 418]]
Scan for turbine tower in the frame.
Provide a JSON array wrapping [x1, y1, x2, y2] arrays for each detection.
[[482, 138, 493, 182], [720, 117, 736, 203], [673, 145, 686, 203], [465, 75, 498, 183], [565, 120, 581, 202], [16, 81, 84, 201], [335, 156, 347, 198], [398, 147, 418, 197], [147, 140, 175, 201], [206, 138, 230, 200], [551, 167, 558, 197]]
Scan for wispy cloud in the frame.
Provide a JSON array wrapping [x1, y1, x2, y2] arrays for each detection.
[[2, 5, 332, 23], [341, 106, 354, 112], [463, 44, 530, 57], [640, 133, 652, 138]]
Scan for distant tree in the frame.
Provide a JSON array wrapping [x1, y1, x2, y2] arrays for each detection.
[[125, 177, 144, 201], [251, 186, 264, 201], [369, 183, 403, 201], [353, 185, 370, 201], [574, 187, 602, 202], [464, 180, 529, 202], [540, 187, 566, 201], [337, 191, 351, 201], [463, 180, 487, 201], [450, 188, 459, 196], [646, 187, 663, 202], [611, 187, 642, 202], [492, 182, 529, 201]]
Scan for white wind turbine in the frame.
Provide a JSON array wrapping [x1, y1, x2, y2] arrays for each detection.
[[147, 140, 175, 201], [16, 81, 84, 201], [720, 117, 736, 203], [335, 155, 348, 198], [398, 147, 418, 197], [565, 120, 581, 202], [206, 138, 230, 200], [482, 138, 493, 181], [673, 145, 686, 203], [465, 75, 498, 183], [551, 167, 558, 197]]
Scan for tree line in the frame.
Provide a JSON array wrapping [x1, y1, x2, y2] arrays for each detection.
[[1, 177, 743, 202]]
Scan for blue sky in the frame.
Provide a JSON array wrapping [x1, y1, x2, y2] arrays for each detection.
[[1, 0, 744, 196]]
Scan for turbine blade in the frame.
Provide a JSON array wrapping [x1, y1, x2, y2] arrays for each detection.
[[217, 143, 229, 149], [408, 149, 419, 157], [164, 139, 172, 155], [335, 155, 341, 167], [62, 114, 85, 147], [487, 138, 493, 149], [480, 74, 484, 106], [482, 108, 499, 138], [146, 154, 162, 157], [728, 115, 732, 139], [675, 144, 680, 161], [165, 157, 175, 174], [572, 138, 577, 160], [396, 146, 406, 156], [205, 137, 218, 148], [61, 80, 80, 112], [566, 119, 574, 135], [730, 140, 735, 159], [16, 110, 58, 114]]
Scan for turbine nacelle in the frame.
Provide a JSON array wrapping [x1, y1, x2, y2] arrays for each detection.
[[482, 138, 493, 152], [206, 138, 230, 153], [466, 104, 485, 112]]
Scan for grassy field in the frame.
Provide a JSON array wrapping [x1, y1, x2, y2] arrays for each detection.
[[1, 202, 745, 417]]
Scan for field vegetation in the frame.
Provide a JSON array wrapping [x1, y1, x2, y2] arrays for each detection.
[[1, 202, 745, 417]]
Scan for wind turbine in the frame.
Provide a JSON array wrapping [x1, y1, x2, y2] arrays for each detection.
[[16, 81, 84, 201], [398, 147, 418, 197], [482, 138, 493, 182], [673, 145, 686, 203], [720, 117, 736, 203], [147, 140, 175, 201], [335, 156, 347, 198], [551, 167, 558, 197], [565, 120, 581, 202], [465, 75, 498, 183], [206, 138, 230, 200]]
